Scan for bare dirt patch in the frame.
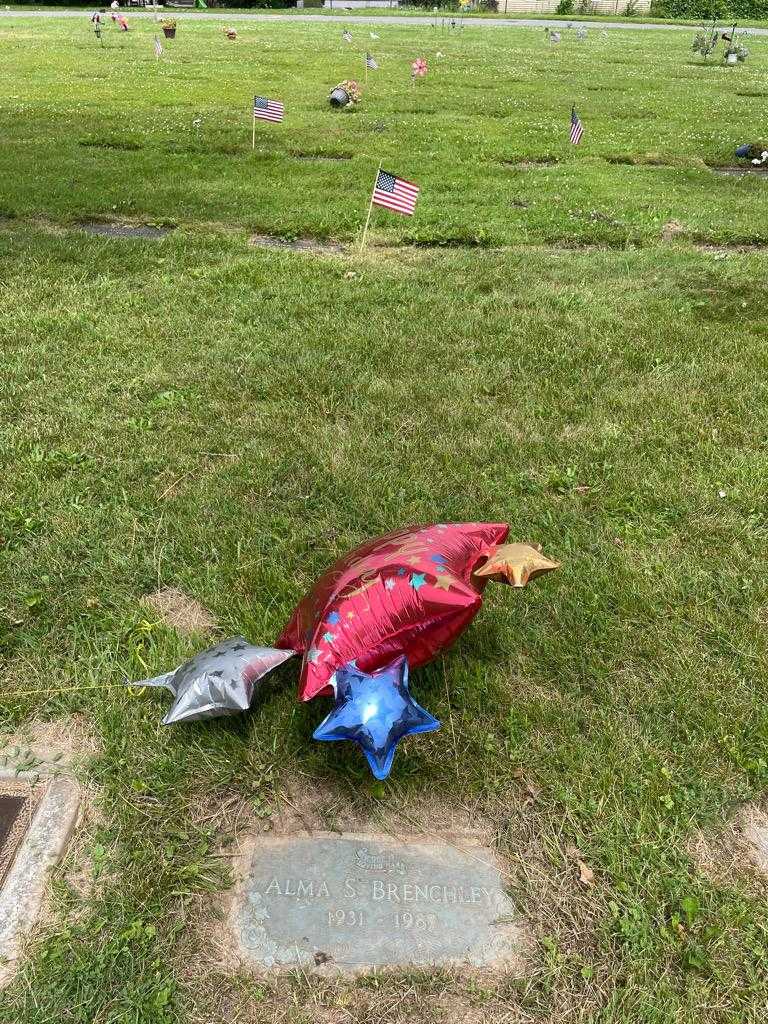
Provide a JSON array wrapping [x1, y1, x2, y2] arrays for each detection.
[[142, 587, 217, 635], [690, 801, 768, 889], [661, 219, 686, 242], [0, 715, 99, 777]]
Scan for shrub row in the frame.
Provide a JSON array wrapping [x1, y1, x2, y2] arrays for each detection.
[[649, 0, 768, 16]]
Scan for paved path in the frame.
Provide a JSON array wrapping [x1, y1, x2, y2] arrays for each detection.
[[3, 7, 768, 34]]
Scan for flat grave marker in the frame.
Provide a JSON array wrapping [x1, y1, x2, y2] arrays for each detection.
[[0, 791, 31, 887], [0, 773, 80, 988], [232, 833, 528, 972]]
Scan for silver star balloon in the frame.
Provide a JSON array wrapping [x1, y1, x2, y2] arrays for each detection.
[[130, 636, 296, 725]]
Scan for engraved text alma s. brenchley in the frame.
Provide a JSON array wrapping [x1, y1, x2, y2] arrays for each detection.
[[263, 877, 496, 905]]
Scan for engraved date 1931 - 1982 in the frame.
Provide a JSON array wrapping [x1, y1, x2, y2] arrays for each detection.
[[327, 908, 438, 932]]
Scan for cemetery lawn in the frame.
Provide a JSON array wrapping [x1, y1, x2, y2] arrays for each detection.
[[2, 15, 768, 1024]]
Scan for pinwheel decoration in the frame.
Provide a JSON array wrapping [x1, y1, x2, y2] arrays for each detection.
[[411, 58, 428, 78], [132, 523, 559, 779]]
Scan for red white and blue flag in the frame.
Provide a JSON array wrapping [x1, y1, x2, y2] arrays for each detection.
[[570, 106, 584, 145], [372, 169, 420, 217], [253, 96, 284, 124]]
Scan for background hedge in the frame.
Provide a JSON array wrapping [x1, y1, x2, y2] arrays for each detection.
[[649, 0, 768, 16]]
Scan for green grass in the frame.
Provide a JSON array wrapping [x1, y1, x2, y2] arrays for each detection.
[[2, 15, 768, 1024]]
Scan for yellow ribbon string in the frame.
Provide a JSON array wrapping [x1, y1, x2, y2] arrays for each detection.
[[0, 682, 147, 699]]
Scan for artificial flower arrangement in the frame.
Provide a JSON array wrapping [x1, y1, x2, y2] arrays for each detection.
[[329, 80, 362, 108], [736, 144, 768, 166], [161, 18, 176, 38], [691, 21, 719, 60], [723, 37, 749, 64]]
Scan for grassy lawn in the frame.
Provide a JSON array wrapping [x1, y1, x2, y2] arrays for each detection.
[[2, 14, 768, 1024]]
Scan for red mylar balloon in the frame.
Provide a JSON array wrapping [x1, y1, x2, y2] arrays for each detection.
[[276, 522, 509, 702]]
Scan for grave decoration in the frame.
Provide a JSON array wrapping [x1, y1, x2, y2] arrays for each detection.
[[91, 12, 103, 43], [735, 143, 768, 165], [235, 834, 523, 970], [329, 79, 362, 108], [723, 30, 748, 64], [225, 27, 237, 40], [691, 21, 720, 61], [312, 656, 439, 780], [132, 523, 559, 778], [411, 58, 428, 79], [161, 19, 176, 39]]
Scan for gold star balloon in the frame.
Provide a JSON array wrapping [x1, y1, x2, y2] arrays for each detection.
[[473, 543, 560, 588]]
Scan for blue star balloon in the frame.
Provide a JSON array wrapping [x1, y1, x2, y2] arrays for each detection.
[[312, 656, 440, 780]]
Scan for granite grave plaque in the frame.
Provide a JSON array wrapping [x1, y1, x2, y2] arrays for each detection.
[[233, 834, 525, 971], [0, 775, 80, 988]]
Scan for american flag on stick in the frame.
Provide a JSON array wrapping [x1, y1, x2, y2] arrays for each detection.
[[365, 52, 379, 70], [570, 106, 584, 145], [343, 29, 353, 43], [372, 169, 420, 216], [253, 96, 284, 123], [359, 164, 420, 251], [153, 35, 164, 59]]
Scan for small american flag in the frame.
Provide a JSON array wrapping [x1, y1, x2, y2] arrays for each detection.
[[153, 35, 163, 58], [365, 53, 379, 70], [570, 106, 584, 145], [372, 169, 420, 217], [342, 29, 352, 43], [253, 96, 284, 124]]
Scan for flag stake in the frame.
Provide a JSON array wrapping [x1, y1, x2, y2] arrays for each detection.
[[359, 159, 383, 253], [252, 109, 256, 151]]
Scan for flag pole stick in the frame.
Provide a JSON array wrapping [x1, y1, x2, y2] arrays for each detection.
[[359, 159, 382, 253], [252, 109, 256, 151]]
